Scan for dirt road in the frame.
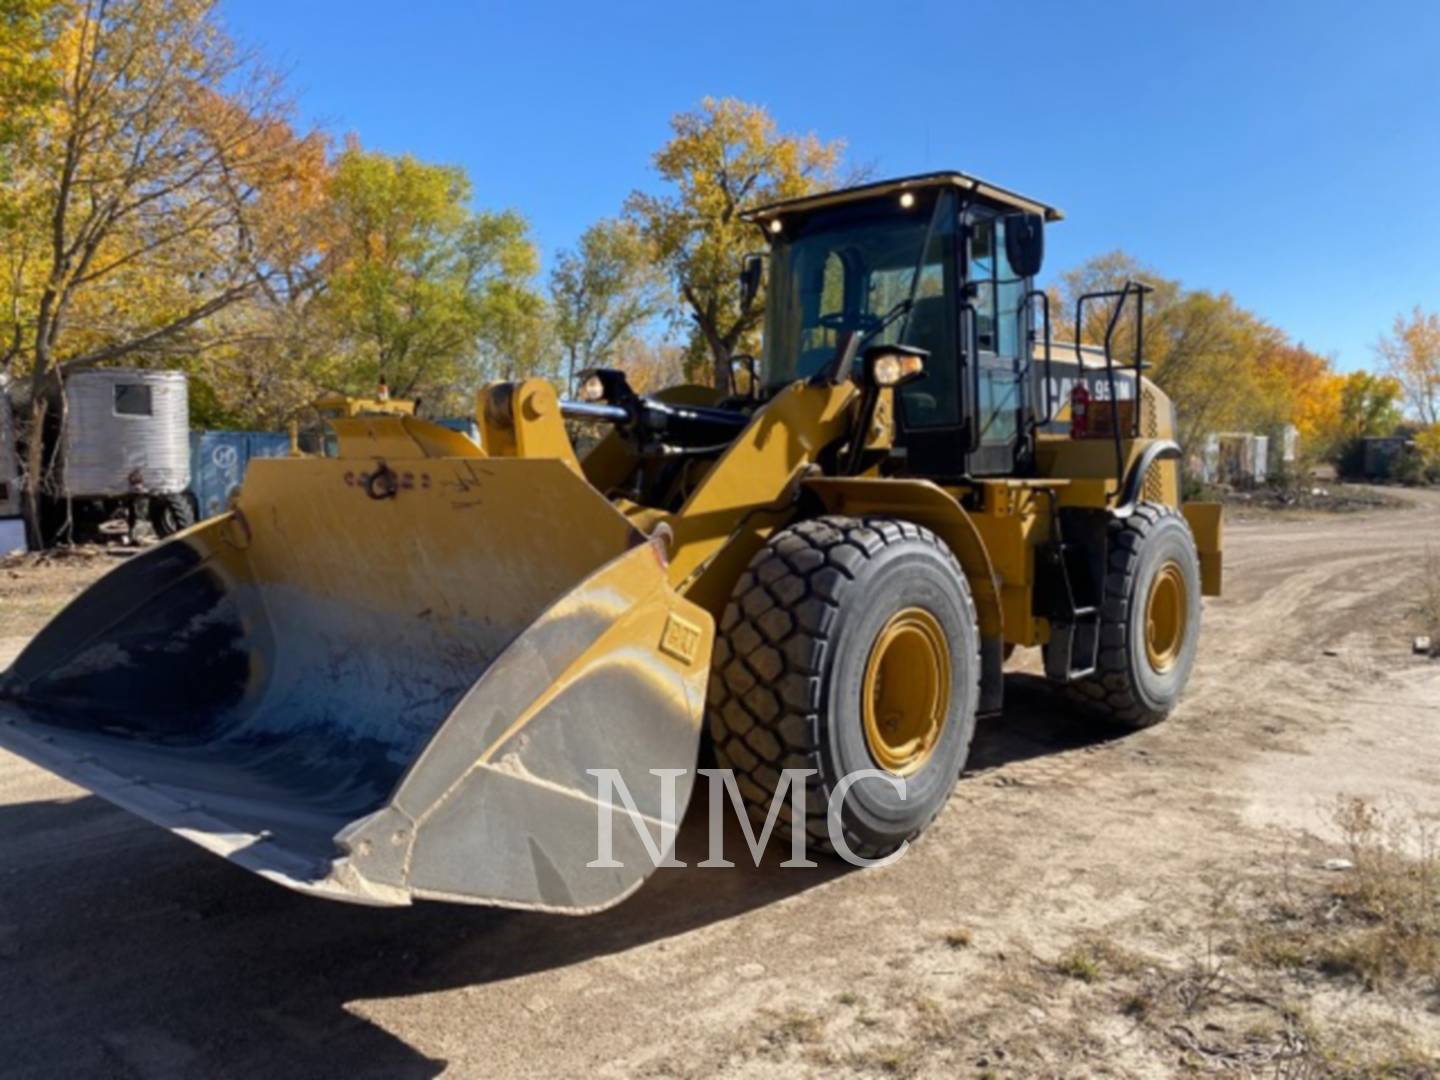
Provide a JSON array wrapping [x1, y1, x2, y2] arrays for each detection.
[[1, 493, 1437, 1078]]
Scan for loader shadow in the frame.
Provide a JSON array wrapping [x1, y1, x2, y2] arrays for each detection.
[[0, 675, 1106, 1080], [968, 672, 1125, 772], [0, 789, 851, 1079]]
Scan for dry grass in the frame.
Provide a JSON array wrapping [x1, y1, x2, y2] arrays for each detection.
[[1247, 798, 1440, 992], [1055, 945, 1103, 983], [847, 1042, 917, 1077], [757, 1006, 825, 1050], [725, 800, 1439, 1078], [940, 927, 973, 950], [1024, 812, 1440, 1078], [1053, 935, 1148, 985]]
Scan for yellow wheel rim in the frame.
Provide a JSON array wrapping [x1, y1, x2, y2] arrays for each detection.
[[861, 607, 951, 776], [1144, 561, 1188, 673]]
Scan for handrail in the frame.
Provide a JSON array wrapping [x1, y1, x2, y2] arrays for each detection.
[[1023, 288, 1053, 427], [959, 299, 982, 451], [1071, 280, 1154, 498]]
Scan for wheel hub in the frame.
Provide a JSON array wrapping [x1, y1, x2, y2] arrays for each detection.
[[1144, 561, 1187, 673], [862, 607, 950, 776]]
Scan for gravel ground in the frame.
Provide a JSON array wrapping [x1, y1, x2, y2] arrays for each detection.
[[1, 490, 1437, 1078]]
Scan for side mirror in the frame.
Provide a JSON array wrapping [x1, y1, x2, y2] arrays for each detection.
[[739, 253, 764, 310], [1003, 212, 1045, 278], [730, 353, 758, 398]]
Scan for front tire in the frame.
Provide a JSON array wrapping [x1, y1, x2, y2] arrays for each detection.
[[708, 516, 980, 860], [1062, 503, 1202, 729]]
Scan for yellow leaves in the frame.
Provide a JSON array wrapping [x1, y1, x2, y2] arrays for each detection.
[[312, 143, 545, 404], [246, 128, 333, 271], [1376, 306, 1440, 426], [628, 96, 845, 391], [1250, 343, 1343, 445], [1338, 370, 1404, 439], [1052, 251, 1389, 460], [1413, 424, 1440, 466]]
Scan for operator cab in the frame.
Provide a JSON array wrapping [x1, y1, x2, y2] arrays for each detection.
[[747, 172, 1060, 480]]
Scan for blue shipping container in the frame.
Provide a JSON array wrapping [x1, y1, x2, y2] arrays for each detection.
[[189, 431, 293, 519]]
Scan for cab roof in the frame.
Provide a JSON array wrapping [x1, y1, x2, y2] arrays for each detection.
[[743, 170, 1064, 225]]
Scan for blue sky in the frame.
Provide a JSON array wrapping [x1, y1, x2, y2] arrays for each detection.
[[223, 0, 1439, 371]]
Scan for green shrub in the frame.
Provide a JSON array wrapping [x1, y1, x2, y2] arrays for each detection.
[[1389, 447, 1428, 486], [1336, 437, 1367, 479]]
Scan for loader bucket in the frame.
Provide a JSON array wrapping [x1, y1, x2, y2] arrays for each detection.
[[0, 455, 714, 912]]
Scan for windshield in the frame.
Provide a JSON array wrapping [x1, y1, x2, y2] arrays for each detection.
[[761, 190, 956, 398]]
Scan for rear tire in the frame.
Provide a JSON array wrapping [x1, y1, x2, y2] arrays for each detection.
[[1060, 503, 1202, 729], [708, 516, 980, 860], [148, 493, 196, 538]]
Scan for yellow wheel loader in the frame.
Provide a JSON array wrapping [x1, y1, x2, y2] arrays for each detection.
[[0, 172, 1222, 911]]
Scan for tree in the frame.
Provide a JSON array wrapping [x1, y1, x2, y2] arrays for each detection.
[[473, 282, 561, 388], [1412, 423, 1440, 479], [0, 0, 60, 378], [0, 1, 59, 192], [184, 140, 550, 426], [626, 97, 842, 394], [188, 125, 335, 428], [1048, 252, 1281, 450], [1048, 250, 1182, 357], [1, 0, 314, 541], [549, 218, 667, 391], [1047, 250, 1374, 466], [317, 143, 542, 412], [616, 336, 687, 395], [1376, 306, 1440, 426], [1337, 370, 1403, 439], [1250, 342, 1346, 462]]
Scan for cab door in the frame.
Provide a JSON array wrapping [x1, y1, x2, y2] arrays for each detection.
[[964, 213, 1029, 476]]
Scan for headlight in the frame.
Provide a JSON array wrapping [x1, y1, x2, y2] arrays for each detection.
[[579, 374, 607, 402], [867, 349, 927, 387]]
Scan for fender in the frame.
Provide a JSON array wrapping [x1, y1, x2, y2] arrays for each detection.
[[800, 476, 1007, 716], [1115, 438, 1181, 516]]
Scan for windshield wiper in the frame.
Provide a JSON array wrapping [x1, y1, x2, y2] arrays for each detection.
[[809, 297, 918, 385], [817, 197, 945, 383], [855, 298, 913, 352], [892, 196, 945, 345], [810, 298, 913, 385]]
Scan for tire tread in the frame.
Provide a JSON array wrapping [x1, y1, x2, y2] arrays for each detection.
[[709, 515, 979, 859], [1065, 502, 1196, 729]]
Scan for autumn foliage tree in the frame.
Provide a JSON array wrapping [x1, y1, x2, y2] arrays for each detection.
[[189, 123, 333, 427], [549, 218, 667, 391], [1050, 252, 1286, 449], [1336, 370, 1403, 439], [1247, 343, 1345, 462], [1376, 306, 1440, 428], [627, 97, 842, 394], [0, 0, 559, 538], [0, 1, 56, 190], [0, 0, 318, 540], [314, 143, 543, 411], [1047, 251, 1390, 470]]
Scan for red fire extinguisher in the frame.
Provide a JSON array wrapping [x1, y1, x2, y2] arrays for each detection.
[[1070, 381, 1090, 439]]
